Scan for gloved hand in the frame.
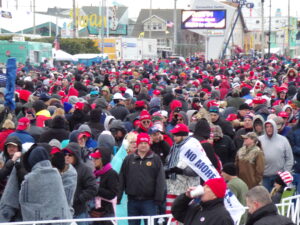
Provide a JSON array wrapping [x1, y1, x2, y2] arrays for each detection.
[[169, 167, 184, 175], [165, 169, 172, 179]]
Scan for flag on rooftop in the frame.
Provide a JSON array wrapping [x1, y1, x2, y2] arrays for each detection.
[[166, 21, 174, 28]]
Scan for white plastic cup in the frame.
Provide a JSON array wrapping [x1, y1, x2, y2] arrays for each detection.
[[190, 185, 204, 198]]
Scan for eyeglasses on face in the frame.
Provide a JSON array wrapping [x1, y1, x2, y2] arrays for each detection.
[[65, 153, 74, 157], [142, 120, 151, 124]]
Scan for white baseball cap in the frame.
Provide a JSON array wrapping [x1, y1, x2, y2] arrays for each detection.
[[113, 93, 126, 100]]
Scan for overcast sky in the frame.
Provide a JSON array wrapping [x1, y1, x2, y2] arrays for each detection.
[[3, 0, 300, 19]]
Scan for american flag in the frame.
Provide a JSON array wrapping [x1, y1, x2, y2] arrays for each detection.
[[166, 21, 174, 28]]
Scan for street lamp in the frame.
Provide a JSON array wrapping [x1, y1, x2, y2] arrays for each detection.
[[267, 0, 271, 57], [173, 0, 177, 54], [261, 0, 265, 58]]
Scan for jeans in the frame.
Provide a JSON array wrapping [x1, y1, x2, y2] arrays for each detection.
[[74, 212, 90, 225], [127, 199, 158, 225], [263, 175, 277, 192], [293, 173, 300, 194]]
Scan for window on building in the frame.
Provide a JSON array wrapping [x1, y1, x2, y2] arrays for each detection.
[[158, 23, 162, 30], [157, 39, 166, 46], [166, 39, 170, 47], [256, 20, 260, 24], [153, 23, 158, 30], [148, 44, 152, 52]]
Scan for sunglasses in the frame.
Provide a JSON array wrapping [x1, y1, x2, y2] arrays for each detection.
[[142, 120, 151, 124], [65, 153, 74, 157]]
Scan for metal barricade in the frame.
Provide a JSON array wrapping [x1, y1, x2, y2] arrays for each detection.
[[2, 195, 300, 225]]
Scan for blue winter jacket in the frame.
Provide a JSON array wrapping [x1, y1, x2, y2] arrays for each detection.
[[287, 127, 300, 173], [8, 130, 34, 144]]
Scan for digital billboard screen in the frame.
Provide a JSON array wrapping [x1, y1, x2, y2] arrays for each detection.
[[181, 10, 226, 29]]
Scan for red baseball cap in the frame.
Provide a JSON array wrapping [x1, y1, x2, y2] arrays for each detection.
[[170, 124, 189, 136], [226, 114, 238, 121], [17, 117, 30, 130], [278, 111, 289, 118], [75, 102, 85, 110], [50, 147, 61, 155], [135, 100, 145, 108], [90, 150, 102, 159], [78, 131, 91, 140], [252, 97, 267, 104], [153, 89, 161, 95]]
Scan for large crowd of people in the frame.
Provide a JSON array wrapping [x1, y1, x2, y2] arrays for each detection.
[[0, 55, 299, 225]]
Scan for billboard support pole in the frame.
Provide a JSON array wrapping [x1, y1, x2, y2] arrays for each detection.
[[221, 3, 241, 59]]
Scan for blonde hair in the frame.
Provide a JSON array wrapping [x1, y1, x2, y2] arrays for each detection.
[[52, 108, 65, 118], [124, 132, 138, 152], [2, 119, 15, 129], [125, 132, 138, 143]]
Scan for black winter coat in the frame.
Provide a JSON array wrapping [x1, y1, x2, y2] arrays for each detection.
[[110, 104, 129, 121], [85, 121, 105, 139], [234, 128, 253, 150], [66, 143, 97, 216], [28, 125, 44, 142], [246, 203, 295, 225], [213, 117, 235, 139], [151, 140, 170, 165], [94, 169, 119, 216], [214, 135, 236, 164], [118, 151, 166, 203], [193, 118, 220, 171], [74, 81, 88, 97], [39, 128, 70, 143], [172, 194, 234, 225]]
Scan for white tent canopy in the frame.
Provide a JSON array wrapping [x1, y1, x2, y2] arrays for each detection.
[[52, 48, 76, 61], [72, 53, 108, 59]]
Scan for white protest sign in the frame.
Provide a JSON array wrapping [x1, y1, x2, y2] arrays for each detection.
[[179, 138, 245, 224]]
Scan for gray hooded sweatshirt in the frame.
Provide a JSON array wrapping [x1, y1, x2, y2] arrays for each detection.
[[258, 119, 294, 176]]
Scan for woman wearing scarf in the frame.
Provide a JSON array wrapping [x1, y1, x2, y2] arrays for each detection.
[[89, 147, 119, 225]]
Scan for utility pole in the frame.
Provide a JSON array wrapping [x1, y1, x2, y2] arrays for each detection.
[[101, 0, 105, 52], [287, 0, 290, 57], [106, 0, 109, 38], [55, 7, 59, 36], [261, 0, 265, 58], [72, 0, 76, 38], [33, 0, 36, 35], [149, 0, 152, 38], [173, 0, 177, 54], [267, 0, 271, 57]]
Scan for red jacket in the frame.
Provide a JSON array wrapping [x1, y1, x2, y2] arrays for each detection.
[[0, 129, 15, 151]]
